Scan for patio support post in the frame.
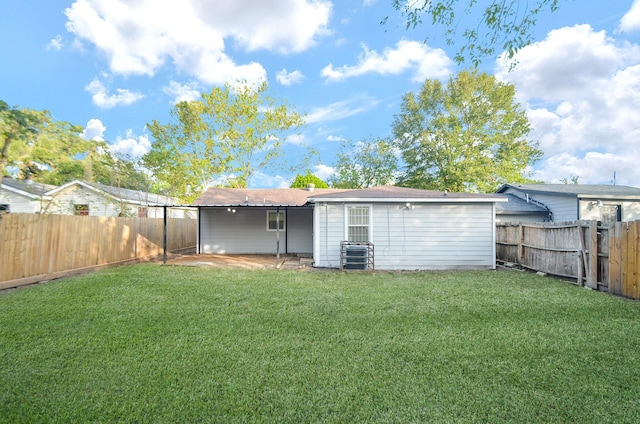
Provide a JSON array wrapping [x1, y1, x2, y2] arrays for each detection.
[[163, 205, 167, 264], [276, 206, 280, 260]]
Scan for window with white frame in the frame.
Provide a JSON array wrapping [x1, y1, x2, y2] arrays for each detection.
[[347, 206, 370, 242], [267, 210, 285, 231]]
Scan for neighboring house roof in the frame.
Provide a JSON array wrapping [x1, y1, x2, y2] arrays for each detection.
[[193, 187, 348, 207], [46, 180, 176, 206], [497, 183, 640, 199], [194, 185, 507, 207], [309, 186, 507, 203], [1, 177, 55, 200], [495, 193, 549, 215]]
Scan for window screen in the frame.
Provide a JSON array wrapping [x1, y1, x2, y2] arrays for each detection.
[[348, 206, 369, 242], [267, 211, 285, 231]]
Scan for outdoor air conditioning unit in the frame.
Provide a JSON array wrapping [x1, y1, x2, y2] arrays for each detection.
[[340, 241, 374, 271]]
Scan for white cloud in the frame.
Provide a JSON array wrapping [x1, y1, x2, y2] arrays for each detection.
[[110, 131, 151, 159], [250, 171, 291, 188], [163, 81, 202, 104], [620, 0, 640, 33], [307, 96, 380, 124], [85, 78, 144, 109], [47, 35, 63, 51], [80, 118, 106, 141], [276, 69, 304, 86], [314, 164, 335, 180], [496, 24, 640, 184], [321, 39, 453, 82], [64, 0, 330, 86], [326, 135, 348, 142]]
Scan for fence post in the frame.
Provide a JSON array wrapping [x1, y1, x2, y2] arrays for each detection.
[[609, 222, 623, 295], [517, 224, 524, 265], [586, 220, 598, 289]]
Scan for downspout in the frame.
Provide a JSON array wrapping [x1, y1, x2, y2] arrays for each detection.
[[285, 207, 289, 254]]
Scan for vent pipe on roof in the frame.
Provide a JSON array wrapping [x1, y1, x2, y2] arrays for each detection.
[[307, 183, 315, 192]]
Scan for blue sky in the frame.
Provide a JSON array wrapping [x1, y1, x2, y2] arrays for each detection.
[[2, 0, 640, 188]]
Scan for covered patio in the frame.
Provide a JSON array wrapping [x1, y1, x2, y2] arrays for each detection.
[[165, 253, 315, 270]]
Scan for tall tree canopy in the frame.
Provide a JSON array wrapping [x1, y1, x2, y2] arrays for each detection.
[[387, 0, 563, 66], [329, 138, 398, 189], [392, 70, 541, 193], [0, 101, 89, 179], [144, 81, 306, 202]]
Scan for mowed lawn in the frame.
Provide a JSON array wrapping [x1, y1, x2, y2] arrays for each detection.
[[1, 265, 639, 423]]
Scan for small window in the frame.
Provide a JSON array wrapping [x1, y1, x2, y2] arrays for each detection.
[[267, 210, 285, 231], [347, 206, 370, 242], [74, 204, 89, 216], [0, 204, 9, 214], [138, 207, 148, 218]]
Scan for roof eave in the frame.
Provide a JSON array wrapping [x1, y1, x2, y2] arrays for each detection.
[[308, 196, 507, 203]]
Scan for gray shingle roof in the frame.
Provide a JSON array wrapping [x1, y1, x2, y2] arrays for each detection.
[[193, 185, 506, 206], [1, 177, 56, 197], [309, 185, 504, 201], [498, 183, 640, 198], [90, 182, 175, 205]]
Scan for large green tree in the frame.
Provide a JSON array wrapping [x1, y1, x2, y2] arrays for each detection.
[[144, 81, 306, 202], [387, 0, 563, 67], [0, 100, 90, 180], [329, 138, 398, 189], [392, 70, 541, 193]]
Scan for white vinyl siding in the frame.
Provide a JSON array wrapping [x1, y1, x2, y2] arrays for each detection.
[[315, 202, 495, 270], [502, 187, 577, 222], [200, 207, 312, 255], [0, 190, 42, 214]]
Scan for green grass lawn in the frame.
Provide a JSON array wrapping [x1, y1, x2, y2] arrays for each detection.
[[1, 265, 639, 423]]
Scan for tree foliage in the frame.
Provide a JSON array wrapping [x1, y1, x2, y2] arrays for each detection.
[[329, 138, 398, 189], [290, 172, 329, 189], [144, 81, 306, 202], [387, 0, 563, 67], [392, 70, 541, 193], [0, 101, 89, 179]]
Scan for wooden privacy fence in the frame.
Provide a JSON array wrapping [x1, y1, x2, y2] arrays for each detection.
[[0, 214, 197, 289], [496, 220, 640, 300]]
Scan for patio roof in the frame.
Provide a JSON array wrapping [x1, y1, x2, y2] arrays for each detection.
[[192, 187, 348, 207]]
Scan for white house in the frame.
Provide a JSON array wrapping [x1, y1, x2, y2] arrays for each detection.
[[497, 183, 640, 224], [0, 177, 55, 214], [1, 178, 194, 218], [193, 185, 507, 271], [46, 180, 190, 218]]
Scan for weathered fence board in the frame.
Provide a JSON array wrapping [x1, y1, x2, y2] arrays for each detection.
[[0, 214, 196, 288], [497, 220, 640, 300]]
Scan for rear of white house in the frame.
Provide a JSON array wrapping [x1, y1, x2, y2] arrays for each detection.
[[194, 186, 506, 271], [309, 187, 503, 270]]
